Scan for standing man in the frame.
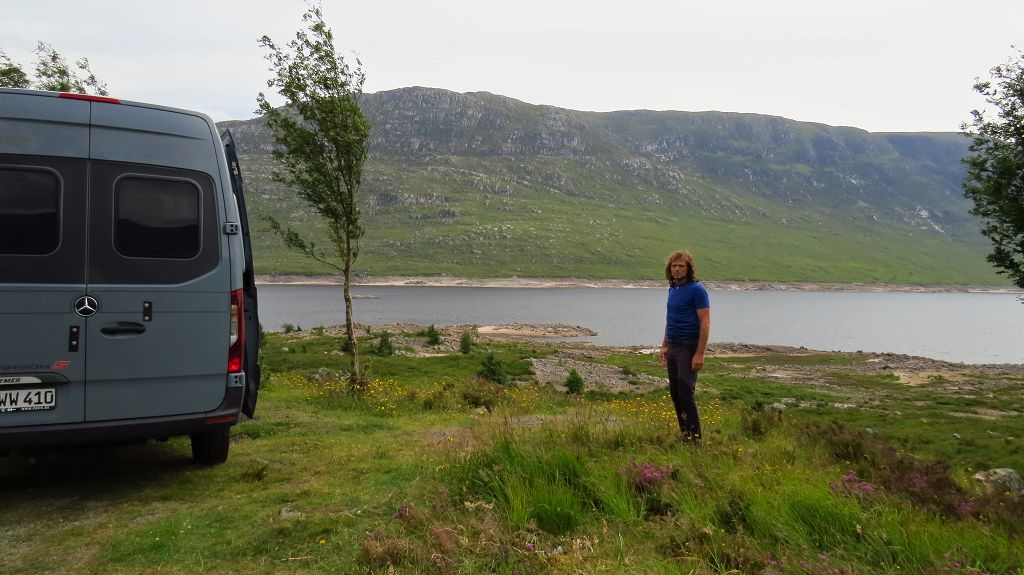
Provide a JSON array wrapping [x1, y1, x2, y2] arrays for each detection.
[[659, 250, 711, 444]]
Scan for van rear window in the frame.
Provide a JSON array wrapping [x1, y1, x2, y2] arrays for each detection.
[[115, 177, 200, 259], [0, 168, 61, 255]]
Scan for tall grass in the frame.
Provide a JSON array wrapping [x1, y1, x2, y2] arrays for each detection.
[[433, 395, 1023, 574], [3, 335, 1021, 574]]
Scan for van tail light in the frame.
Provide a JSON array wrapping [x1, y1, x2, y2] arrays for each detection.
[[58, 92, 121, 104], [228, 289, 245, 373]]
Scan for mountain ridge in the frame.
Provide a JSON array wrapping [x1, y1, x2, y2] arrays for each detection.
[[219, 86, 1004, 286]]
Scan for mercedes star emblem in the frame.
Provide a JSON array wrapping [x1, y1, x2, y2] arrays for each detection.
[[74, 295, 99, 317]]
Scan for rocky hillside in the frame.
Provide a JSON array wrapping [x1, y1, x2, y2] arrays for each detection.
[[220, 87, 1003, 285]]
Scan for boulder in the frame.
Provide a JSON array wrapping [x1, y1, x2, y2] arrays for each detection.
[[972, 468, 1024, 499]]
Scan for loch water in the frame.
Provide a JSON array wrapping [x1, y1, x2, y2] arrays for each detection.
[[258, 285, 1024, 365]]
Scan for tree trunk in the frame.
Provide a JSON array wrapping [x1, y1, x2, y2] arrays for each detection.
[[343, 234, 361, 389]]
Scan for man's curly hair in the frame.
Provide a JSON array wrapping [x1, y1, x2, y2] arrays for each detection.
[[665, 250, 697, 286]]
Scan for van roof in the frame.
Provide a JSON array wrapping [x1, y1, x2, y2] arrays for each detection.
[[1, 87, 224, 176], [0, 87, 217, 124]]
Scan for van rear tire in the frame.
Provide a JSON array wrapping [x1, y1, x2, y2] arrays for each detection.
[[191, 427, 230, 465]]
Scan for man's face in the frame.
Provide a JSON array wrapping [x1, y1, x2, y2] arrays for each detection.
[[671, 260, 688, 280]]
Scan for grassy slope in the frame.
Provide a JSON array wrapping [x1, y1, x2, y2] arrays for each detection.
[[242, 154, 1006, 285], [1, 331, 1021, 574]]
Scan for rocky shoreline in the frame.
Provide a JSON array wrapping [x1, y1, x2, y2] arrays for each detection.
[[282, 322, 1024, 396], [296, 322, 1023, 369], [256, 274, 1020, 294]]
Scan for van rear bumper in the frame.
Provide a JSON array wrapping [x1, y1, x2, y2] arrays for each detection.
[[0, 387, 243, 450]]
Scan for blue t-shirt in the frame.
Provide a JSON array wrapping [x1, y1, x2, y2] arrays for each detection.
[[665, 281, 710, 342]]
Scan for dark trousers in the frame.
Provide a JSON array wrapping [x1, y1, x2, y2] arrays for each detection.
[[666, 340, 701, 440]]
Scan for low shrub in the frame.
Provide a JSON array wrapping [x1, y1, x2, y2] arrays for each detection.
[[459, 331, 474, 354], [376, 330, 394, 356], [564, 368, 585, 394], [619, 460, 677, 516], [739, 401, 782, 438], [462, 380, 500, 411], [478, 353, 508, 386], [422, 324, 442, 346]]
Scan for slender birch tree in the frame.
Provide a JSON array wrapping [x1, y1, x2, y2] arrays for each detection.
[[257, 3, 371, 386]]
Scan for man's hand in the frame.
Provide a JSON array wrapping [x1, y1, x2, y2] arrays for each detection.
[[691, 352, 705, 372], [659, 344, 668, 366]]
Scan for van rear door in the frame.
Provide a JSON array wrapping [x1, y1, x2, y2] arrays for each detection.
[[220, 131, 261, 417], [83, 103, 230, 422], [0, 93, 90, 427]]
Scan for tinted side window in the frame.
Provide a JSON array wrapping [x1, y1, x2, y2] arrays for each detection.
[[0, 155, 86, 285], [115, 177, 200, 259], [0, 167, 60, 255], [89, 161, 219, 285]]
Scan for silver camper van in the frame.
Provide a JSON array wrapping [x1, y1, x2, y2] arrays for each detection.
[[0, 88, 260, 464]]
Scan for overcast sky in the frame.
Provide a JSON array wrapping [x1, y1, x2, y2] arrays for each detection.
[[2, 0, 1021, 132]]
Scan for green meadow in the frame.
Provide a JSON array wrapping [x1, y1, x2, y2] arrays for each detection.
[[1, 327, 1021, 574]]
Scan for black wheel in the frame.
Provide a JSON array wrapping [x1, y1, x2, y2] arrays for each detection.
[[191, 427, 230, 465]]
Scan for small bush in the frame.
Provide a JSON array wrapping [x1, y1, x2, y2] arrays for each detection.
[[423, 324, 442, 346], [281, 323, 296, 334], [462, 383, 499, 411], [459, 331, 474, 354], [422, 380, 458, 411], [619, 460, 676, 492], [564, 368, 585, 394], [478, 353, 508, 386], [739, 401, 781, 438], [804, 420, 876, 463], [376, 330, 394, 356], [619, 460, 676, 516]]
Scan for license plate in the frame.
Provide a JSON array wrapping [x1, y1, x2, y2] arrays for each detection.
[[0, 388, 56, 413]]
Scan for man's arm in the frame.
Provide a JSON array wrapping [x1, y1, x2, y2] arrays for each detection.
[[692, 307, 711, 371]]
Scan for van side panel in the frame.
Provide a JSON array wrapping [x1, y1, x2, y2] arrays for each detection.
[[0, 94, 89, 430], [84, 110, 231, 423]]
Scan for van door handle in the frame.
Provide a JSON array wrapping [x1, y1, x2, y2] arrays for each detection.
[[100, 322, 147, 336]]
